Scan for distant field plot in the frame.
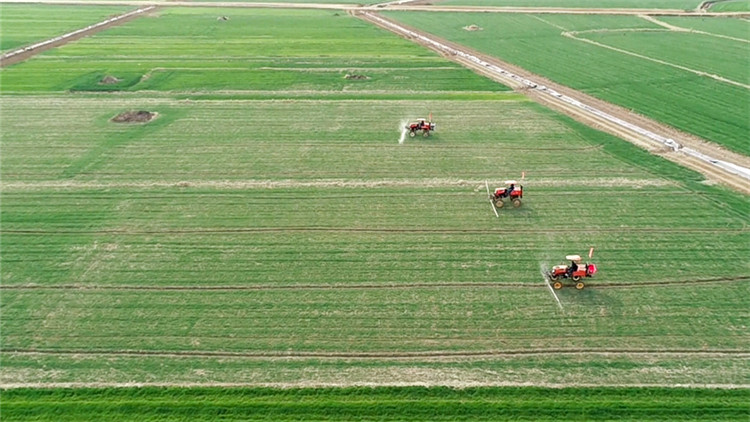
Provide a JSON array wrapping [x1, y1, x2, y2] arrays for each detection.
[[660, 15, 750, 38], [709, 0, 750, 11], [0, 8, 505, 94], [0, 4, 131, 52], [382, 12, 750, 155], [437, 0, 702, 9]]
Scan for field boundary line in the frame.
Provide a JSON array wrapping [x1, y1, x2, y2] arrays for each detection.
[[2, 381, 748, 389], [2, 276, 747, 291], [0, 6, 155, 67], [4, 348, 749, 361], [562, 32, 750, 89], [643, 14, 750, 43], [3, 227, 747, 235]]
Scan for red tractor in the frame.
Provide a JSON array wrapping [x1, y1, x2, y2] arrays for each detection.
[[406, 119, 435, 137], [547, 255, 597, 290], [491, 180, 523, 208]]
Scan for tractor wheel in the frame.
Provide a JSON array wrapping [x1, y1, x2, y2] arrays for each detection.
[[409, 131, 416, 138], [423, 131, 430, 138], [575, 282, 585, 290], [512, 199, 522, 208], [494, 199, 505, 208], [553, 281, 563, 290], [572, 275, 581, 282], [549, 273, 559, 281]]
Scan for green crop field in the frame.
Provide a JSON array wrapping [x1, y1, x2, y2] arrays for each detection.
[[438, 0, 703, 9], [0, 4, 131, 52], [1, 4, 749, 420], [709, 0, 750, 11], [3, 387, 749, 421], [0, 8, 504, 94], [383, 12, 750, 155]]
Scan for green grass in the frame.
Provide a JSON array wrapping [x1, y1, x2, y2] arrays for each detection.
[[382, 12, 750, 155], [0, 4, 132, 52], [2, 387, 749, 421], [0, 8, 506, 94]]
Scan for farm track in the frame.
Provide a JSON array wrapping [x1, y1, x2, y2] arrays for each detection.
[[2, 276, 747, 291], [3, 227, 746, 235], [4, 347, 749, 361], [3, 0, 748, 16]]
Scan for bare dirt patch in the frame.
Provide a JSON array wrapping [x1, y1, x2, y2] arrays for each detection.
[[111, 110, 158, 124], [463, 24, 483, 31], [98, 75, 122, 85], [344, 73, 370, 80]]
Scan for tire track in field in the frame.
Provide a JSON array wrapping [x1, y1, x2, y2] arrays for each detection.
[[3, 347, 748, 360], [2, 276, 747, 292], [0, 6, 156, 67], [2, 227, 746, 235]]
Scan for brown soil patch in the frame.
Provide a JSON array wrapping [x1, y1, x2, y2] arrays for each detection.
[[111, 110, 157, 123], [344, 74, 370, 80], [463, 24, 483, 31], [98, 75, 121, 85]]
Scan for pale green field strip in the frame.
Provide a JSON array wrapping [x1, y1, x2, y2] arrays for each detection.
[[0, 4, 132, 52], [437, 0, 703, 9], [383, 12, 750, 155], [0, 98, 641, 182], [0, 8, 507, 94], [2, 282, 748, 354], [3, 353, 748, 387], [2, 388, 748, 422]]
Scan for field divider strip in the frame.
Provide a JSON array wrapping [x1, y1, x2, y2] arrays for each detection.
[[4, 348, 749, 360], [2, 227, 746, 235], [2, 276, 747, 291]]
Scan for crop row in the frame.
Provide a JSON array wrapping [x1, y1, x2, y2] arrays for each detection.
[[3, 351, 748, 388]]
